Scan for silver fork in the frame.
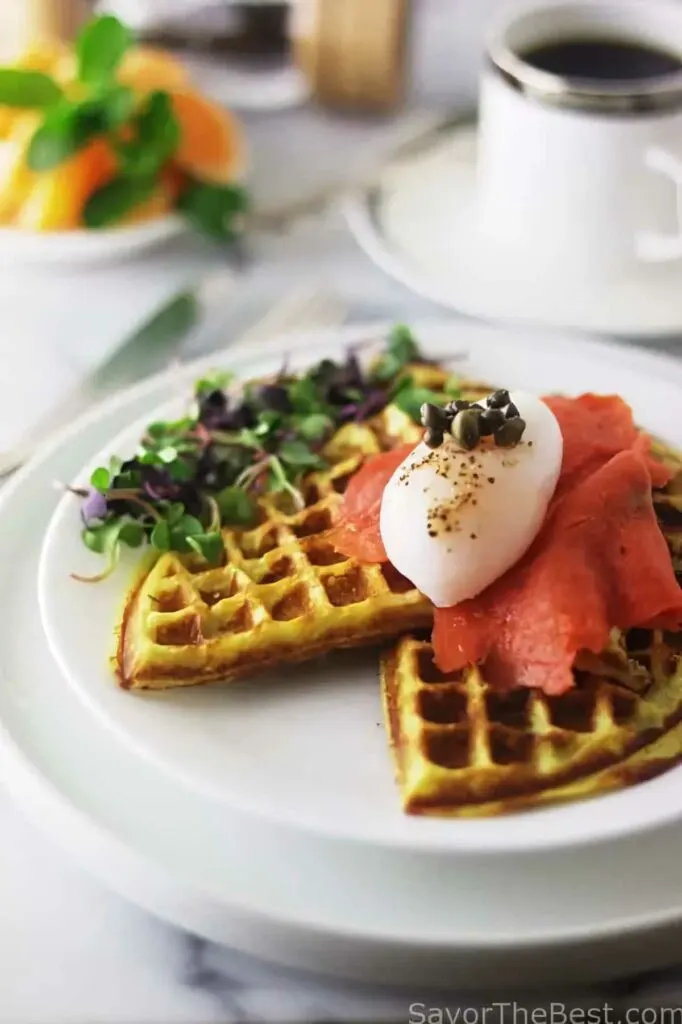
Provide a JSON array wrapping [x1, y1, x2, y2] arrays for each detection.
[[0, 287, 349, 480]]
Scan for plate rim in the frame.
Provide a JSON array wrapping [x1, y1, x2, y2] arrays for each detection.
[[6, 322, 682, 987], [34, 318, 682, 858]]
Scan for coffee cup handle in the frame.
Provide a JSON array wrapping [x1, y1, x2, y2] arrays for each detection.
[[637, 147, 682, 263]]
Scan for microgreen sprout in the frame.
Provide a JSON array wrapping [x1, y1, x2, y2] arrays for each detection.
[[70, 326, 463, 579]]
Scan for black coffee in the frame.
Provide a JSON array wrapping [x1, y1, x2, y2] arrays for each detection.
[[521, 38, 682, 81]]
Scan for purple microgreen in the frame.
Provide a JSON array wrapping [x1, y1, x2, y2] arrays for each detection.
[[74, 323, 431, 579], [80, 486, 108, 525]]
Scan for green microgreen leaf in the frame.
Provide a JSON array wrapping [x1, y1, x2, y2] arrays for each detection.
[[195, 370, 235, 396], [371, 352, 403, 383], [287, 376, 323, 414], [388, 323, 419, 363], [118, 521, 146, 547], [216, 486, 258, 526], [74, 519, 127, 582], [90, 466, 110, 492], [165, 502, 185, 525], [297, 413, 334, 442], [151, 520, 171, 551], [177, 181, 250, 242], [186, 532, 224, 565], [444, 376, 462, 398], [372, 324, 420, 383], [279, 440, 325, 469], [0, 69, 62, 109], [83, 174, 157, 229], [168, 459, 194, 482], [76, 14, 133, 87], [394, 385, 447, 423], [176, 514, 204, 537]]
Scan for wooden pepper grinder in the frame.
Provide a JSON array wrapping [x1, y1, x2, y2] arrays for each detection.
[[0, 0, 88, 59], [291, 0, 411, 113]]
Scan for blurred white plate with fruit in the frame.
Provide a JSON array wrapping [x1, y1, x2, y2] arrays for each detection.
[[0, 15, 247, 264]]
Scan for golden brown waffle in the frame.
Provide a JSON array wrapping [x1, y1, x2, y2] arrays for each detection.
[[116, 365, 491, 690], [381, 445, 682, 816]]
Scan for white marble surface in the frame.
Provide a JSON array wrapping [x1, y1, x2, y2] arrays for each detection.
[[3, 2, 682, 1021]]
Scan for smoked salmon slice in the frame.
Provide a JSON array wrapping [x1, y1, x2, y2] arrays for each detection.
[[330, 393, 682, 695]]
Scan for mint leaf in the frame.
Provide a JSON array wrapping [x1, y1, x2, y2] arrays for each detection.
[[118, 90, 180, 178], [177, 181, 249, 242], [83, 175, 156, 229], [101, 84, 135, 128], [27, 99, 109, 171], [0, 69, 62, 108], [216, 486, 258, 526], [76, 15, 132, 87]]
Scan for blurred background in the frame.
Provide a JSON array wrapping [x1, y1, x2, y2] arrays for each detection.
[[0, 0, 509, 456]]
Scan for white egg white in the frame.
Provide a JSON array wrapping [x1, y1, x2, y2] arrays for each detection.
[[379, 391, 563, 608]]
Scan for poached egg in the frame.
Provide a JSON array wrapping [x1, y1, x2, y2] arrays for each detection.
[[379, 391, 563, 607]]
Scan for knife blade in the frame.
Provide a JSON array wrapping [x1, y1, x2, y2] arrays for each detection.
[[0, 267, 236, 478]]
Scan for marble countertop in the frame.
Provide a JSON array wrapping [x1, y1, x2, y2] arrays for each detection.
[[4, 3, 682, 1020]]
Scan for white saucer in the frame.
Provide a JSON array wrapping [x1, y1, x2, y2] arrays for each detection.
[[0, 214, 186, 267], [7, 321, 682, 986], [38, 320, 682, 857], [345, 124, 682, 339]]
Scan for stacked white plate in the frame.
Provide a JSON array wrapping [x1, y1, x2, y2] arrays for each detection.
[[6, 319, 682, 990]]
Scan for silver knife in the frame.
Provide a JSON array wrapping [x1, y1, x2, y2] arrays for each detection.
[[0, 268, 236, 479]]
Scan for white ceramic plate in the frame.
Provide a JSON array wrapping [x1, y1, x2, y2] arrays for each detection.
[[38, 320, 682, 856], [345, 124, 682, 339], [7, 322, 682, 987], [0, 214, 186, 267]]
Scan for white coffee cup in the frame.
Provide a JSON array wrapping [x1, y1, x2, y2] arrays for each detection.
[[475, 0, 682, 278]]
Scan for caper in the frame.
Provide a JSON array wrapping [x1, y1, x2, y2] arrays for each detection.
[[424, 426, 443, 449], [420, 402, 446, 430], [487, 389, 510, 409], [505, 401, 519, 419], [494, 416, 526, 448], [451, 408, 481, 450], [479, 408, 505, 436]]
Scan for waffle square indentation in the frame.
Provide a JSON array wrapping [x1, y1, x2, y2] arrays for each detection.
[[380, 562, 416, 595], [322, 566, 367, 606], [415, 648, 464, 685], [485, 689, 531, 730], [423, 728, 471, 769], [271, 585, 309, 621], [417, 688, 468, 725]]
